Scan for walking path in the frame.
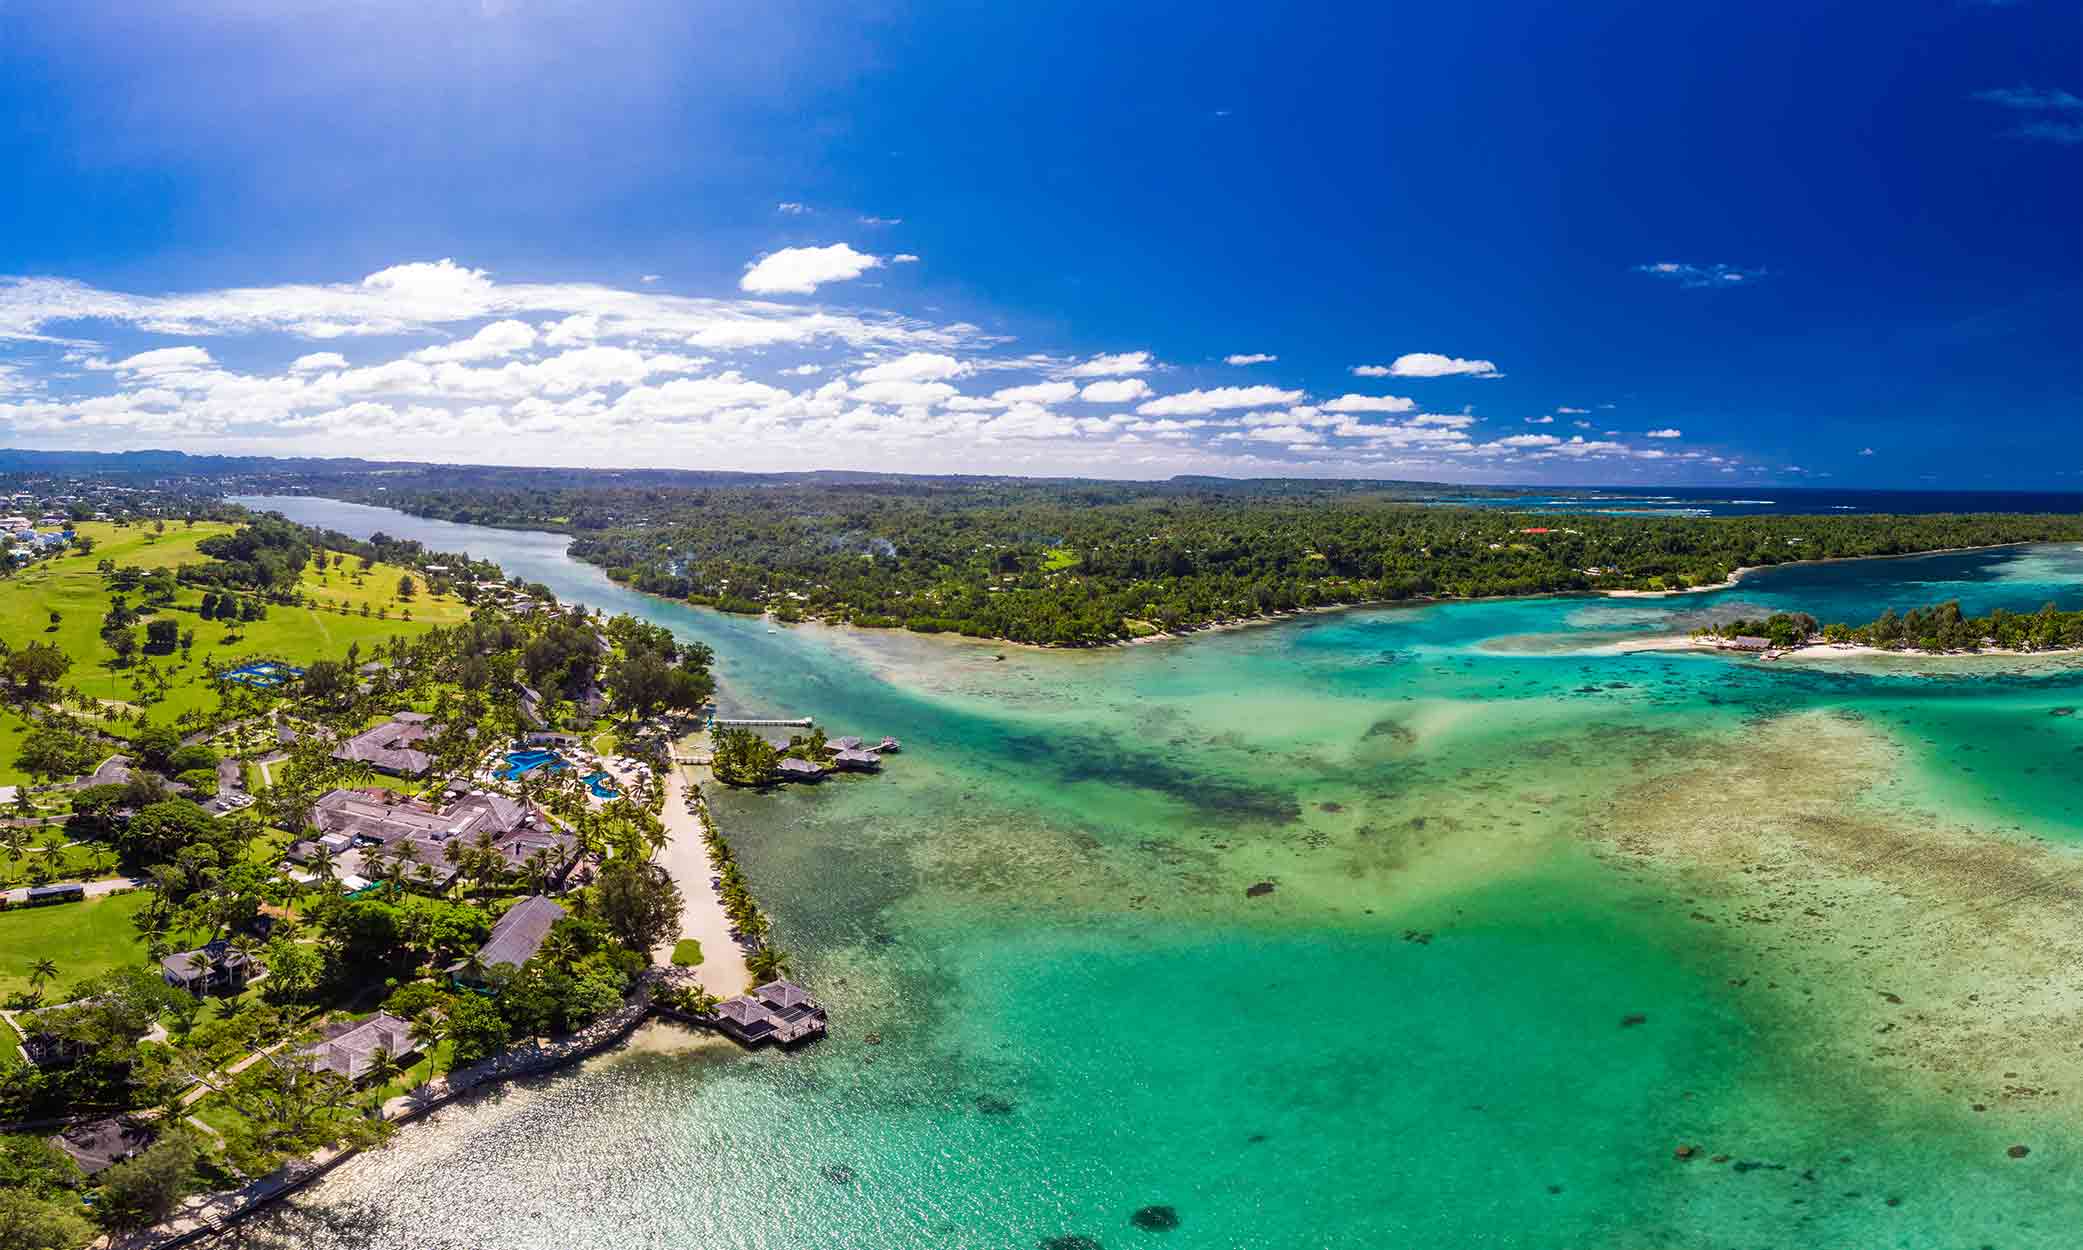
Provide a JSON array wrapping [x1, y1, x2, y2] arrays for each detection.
[[653, 763, 750, 997], [175, 1039, 292, 1109]]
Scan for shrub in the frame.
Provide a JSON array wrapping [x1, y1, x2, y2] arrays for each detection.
[[670, 938, 703, 967]]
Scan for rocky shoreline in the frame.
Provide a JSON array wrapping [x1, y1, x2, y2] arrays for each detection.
[[110, 969, 715, 1249]]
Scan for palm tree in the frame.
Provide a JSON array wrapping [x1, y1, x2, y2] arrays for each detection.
[[409, 1011, 447, 1067], [746, 946, 792, 984], [26, 958, 58, 999], [523, 847, 555, 895], [362, 1044, 404, 1116], [378, 846, 411, 900], [539, 928, 578, 970], [144, 865, 181, 926]]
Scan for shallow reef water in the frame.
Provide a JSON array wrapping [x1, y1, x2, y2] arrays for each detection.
[[219, 500, 2083, 1250]]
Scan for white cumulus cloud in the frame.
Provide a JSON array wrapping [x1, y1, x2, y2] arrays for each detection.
[[1138, 385, 1303, 415], [740, 244, 885, 295], [1062, 351, 1154, 377], [1078, 377, 1152, 403], [1645, 428, 1682, 438], [414, 318, 538, 363], [1225, 353, 1276, 366], [855, 352, 970, 383], [1381, 352, 1501, 378], [993, 380, 1079, 404], [1323, 393, 1416, 413]]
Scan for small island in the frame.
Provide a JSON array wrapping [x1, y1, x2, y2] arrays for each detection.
[[1692, 600, 2083, 658]]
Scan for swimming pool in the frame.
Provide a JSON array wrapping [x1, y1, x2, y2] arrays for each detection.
[[497, 748, 568, 780], [224, 660, 305, 687], [582, 771, 619, 799]]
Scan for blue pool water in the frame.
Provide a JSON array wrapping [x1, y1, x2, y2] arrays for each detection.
[[497, 750, 619, 798], [223, 660, 304, 687], [498, 748, 568, 780]]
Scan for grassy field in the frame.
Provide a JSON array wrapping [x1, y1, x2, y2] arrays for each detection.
[[0, 521, 474, 781], [0, 841, 117, 888], [0, 891, 151, 997]]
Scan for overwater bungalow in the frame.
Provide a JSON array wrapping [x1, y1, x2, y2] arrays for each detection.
[[831, 748, 881, 771], [775, 757, 826, 781], [713, 979, 828, 1047]]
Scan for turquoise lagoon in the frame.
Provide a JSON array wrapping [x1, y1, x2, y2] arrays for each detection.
[[222, 499, 2083, 1250]]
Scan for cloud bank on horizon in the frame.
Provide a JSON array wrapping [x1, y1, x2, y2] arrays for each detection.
[[0, 259, 1748, 481], [0, 1, 2073, 486]]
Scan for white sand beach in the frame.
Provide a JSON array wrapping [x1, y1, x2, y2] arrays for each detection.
[[653, 763, 750, 998]]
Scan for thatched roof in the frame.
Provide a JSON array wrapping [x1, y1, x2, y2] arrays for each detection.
[[475, 895, 566, 971]]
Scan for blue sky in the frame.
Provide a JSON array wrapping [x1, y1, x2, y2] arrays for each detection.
[[1, 1, 2076, 486]]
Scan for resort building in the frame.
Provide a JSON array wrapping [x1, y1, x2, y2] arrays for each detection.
[[713, 979, 828, 1047], [455, 895, 566, 983], [21, 882, 85, 906], [831, 748, 881, 771], [301, 1012, 418, 1083], [290, 786, 578, 892], [48, 1118, 156, 1176], [1723, 636, 1772, 652], [161, 940, 261, 996], [775, 757, 826, 781], [518, 684, 546, 729], [331, 711, 439, 777], [16, 1004, 97, 1069]]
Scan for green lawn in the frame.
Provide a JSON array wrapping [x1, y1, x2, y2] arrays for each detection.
[[0, 842, 116, 888], [187, 1096, 250, 1139], [241, 827, 297, 868], [0, 891, 151, 997], [0, 521, 476, 760], [670, 938, 703, 967]]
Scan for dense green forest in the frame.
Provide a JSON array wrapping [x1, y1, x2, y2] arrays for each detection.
[[1706, 601, 2083, 653], [278, 478, 2083, 645]]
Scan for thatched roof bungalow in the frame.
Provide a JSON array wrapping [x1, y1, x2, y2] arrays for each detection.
[[302, 1011, 418, 1083]]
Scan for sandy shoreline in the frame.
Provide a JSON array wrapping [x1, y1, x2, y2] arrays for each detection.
[[652, 762, 751, 997], [1600, 633, 2083, 664], [1599, 541, 2061, 599], [714, 540, 2068, 653]]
